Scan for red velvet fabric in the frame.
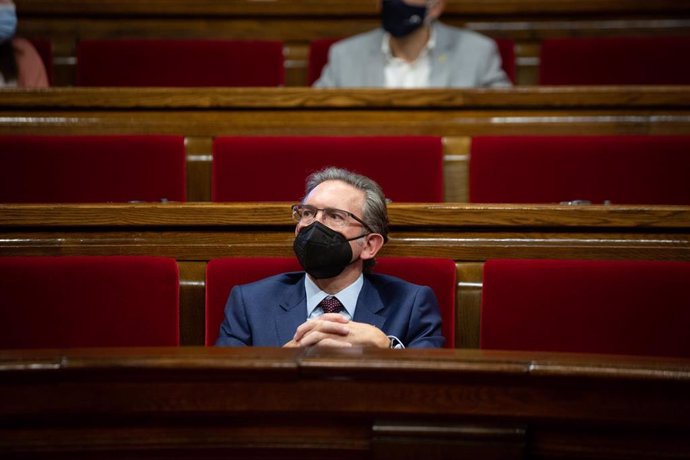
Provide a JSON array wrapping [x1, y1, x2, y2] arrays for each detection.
[[373, 257, 456, 348], [212, 136, 444, 202], [0, 135, 186, 203], [480, 259, 690, 358], [205, 257, 456, 348], [493, 38, 516, 84], [0, 256, 180, 349], [469, 135, 690, 205], [539, 36, 690, 85], [308, 37, 516, 85], [307, 37, 342, 85], [76, 39, 284, 87]]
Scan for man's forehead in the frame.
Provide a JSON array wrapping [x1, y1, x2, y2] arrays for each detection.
[[305, 180, 365, 208]]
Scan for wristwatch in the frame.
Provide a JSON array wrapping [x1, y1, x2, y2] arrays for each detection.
[[387, 335, 405, 349]]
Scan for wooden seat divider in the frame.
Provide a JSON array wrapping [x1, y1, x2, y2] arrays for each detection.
[[2, 87, 690, 202]]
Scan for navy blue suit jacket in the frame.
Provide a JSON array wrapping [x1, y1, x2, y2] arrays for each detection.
[[215, 271, 444, 348]]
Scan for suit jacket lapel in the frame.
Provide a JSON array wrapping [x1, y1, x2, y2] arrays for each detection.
[[429, 22, 453, 87], [353, 276, 386, 330], [364, 30, 386, 87], [275, 275, 308, 346]]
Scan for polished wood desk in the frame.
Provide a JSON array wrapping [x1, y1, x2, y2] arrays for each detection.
[[1, 347, 689, 459], [1, 203, 689, 346], [15, 0, 690, 85], [2, 87, 690, 202]]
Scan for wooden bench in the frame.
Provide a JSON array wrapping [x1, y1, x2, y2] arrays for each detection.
[[1, 202, 688, 346], [15, 0, 690, 86], [1, 347, 689, 459], [2, 87, 690, 202]]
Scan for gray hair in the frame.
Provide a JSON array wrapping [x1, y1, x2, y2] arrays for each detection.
[[304, 167, 390, 243]]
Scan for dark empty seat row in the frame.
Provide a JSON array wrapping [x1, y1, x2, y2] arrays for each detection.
[[24, 36, 690, 87]]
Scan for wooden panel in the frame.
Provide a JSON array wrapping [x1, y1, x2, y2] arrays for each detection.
[[443, 136, 471, 203], [184, 136, 212, 202], [456, 262, 484, 349], [178, 261, 206, 346], [1, 347, 689, 459]]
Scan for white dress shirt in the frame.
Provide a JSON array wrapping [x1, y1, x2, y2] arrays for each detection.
[[305, 273, 364, 320], [382, 28, 436, 88]]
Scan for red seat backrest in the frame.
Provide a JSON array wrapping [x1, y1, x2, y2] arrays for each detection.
[[308, 37, 516, 85], [0, 134, 186, 203], [205, 257, 456, 348], [539, 36, 690, 85], [0, 256, 180, 349], [76, 39, 284, 87], [212, 136, 444, 203], [469, 135, 690, 205], [307, 37, 342, 85], [493, 37, 516, 84], [480, 259, 690, 358]]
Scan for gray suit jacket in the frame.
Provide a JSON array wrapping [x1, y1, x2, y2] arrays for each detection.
[[313, 22, 511, 88], [314, 22, 511, 88]]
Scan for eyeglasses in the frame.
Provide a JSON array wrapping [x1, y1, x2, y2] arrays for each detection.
[[291, 204, 374, 233]]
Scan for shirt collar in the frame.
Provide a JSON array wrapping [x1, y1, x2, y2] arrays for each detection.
[[305, 273, 364, 319]]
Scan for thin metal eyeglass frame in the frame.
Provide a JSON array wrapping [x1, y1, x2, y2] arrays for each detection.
[[291, 204, 375, 234]]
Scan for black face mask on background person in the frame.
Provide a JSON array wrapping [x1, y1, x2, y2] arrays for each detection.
[[293, 221, 368, 279], [381, 0, 427, 38]]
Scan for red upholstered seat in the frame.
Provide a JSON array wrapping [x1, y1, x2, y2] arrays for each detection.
[[539, 36, 690, 85], [469, 135, 690, 205], [212, 136, 444, 202], [205, 257, 456, 348], [307, 37, 342, 85], [480, 259, 690, 358], [76, 39, 284, 87], [373, 257, 456, 348], [0, 256, 180, 349], [0, 135, 186, 203], [308, 37, 516, 85], [493, 38, 516, 84]]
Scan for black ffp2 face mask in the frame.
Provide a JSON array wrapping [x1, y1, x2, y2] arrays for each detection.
[[381, 0, 427, 38], [293, 221, 366, 279]]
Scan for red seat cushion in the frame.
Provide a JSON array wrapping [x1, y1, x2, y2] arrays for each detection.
[[205, 257, 456, 348], [212, 136, 444, 202], [480, 259, 690, 358], [76, 39, 284, 87], [539, 36, 690, 85], [0, 256, 180, 349], [0, 135, 186, 203], [308, 37, 343, 85], [469, 135, 690, 204]]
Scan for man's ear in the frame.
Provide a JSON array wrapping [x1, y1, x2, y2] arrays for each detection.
[[427, 0, 445, 21], [361, 233, 385, 261]]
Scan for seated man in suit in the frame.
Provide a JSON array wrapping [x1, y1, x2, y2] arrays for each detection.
[[216, 167, 444, 348], [314, 0, 510, 88]]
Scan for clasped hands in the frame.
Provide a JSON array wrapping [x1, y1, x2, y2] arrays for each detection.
[[283, 313, 389, 348]]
